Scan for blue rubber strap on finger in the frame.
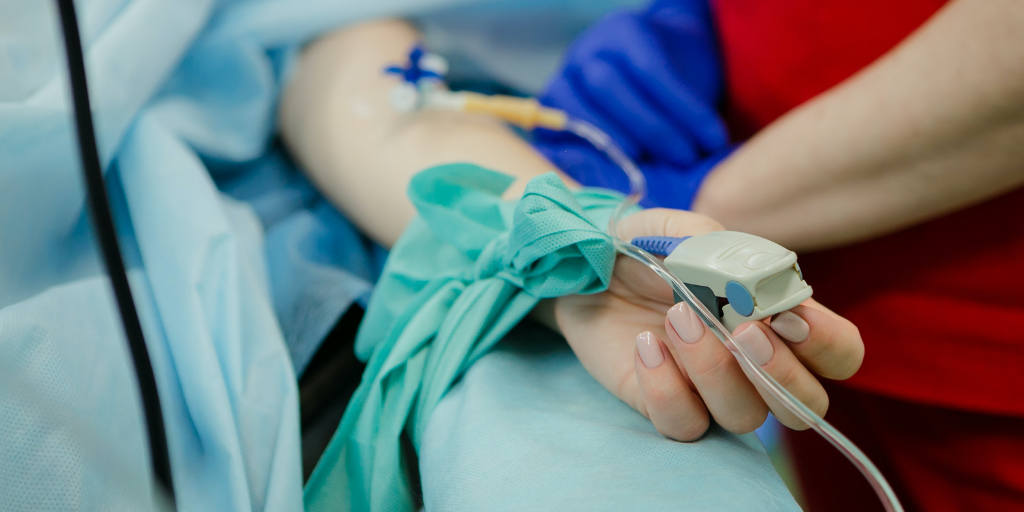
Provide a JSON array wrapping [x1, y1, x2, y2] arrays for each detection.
[[630, 236, 689, 256]]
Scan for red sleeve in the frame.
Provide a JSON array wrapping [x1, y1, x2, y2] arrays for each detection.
[[712, 0, 1024, 416]]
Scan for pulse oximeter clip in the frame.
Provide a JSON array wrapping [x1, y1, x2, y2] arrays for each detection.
[[632, 233, 812, 331]]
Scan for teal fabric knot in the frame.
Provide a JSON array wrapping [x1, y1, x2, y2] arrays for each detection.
[[304, 164, 631, 512], [456, 167, 617, 295], [505, 171, 616, 297]]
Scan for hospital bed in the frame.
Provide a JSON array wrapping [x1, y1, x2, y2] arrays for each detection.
[[0, 0, 798, 509]]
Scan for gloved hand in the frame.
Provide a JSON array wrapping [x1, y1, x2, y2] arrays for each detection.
[[535, 0, 729, 167], [535, 139, 735, 210], [640, 145, 734, 209]]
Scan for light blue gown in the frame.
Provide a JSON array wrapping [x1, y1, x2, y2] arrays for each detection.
[[0, 0, 796, 510]]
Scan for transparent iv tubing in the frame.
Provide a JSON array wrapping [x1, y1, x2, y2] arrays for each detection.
[[565, 119, 904, 512]]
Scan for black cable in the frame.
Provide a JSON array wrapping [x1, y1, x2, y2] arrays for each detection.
[[54, 0, 176, 505]]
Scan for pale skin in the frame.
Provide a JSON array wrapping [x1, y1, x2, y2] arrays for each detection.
[[279, 19, 864, 440], [279, 20, 553, 247], [693, 0, 1024, 251]]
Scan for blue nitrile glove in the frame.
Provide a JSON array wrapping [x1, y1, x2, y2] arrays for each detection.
[[641, 145, 734, 210], [535, 0, 728, 167], [536, 139, 735, 210], [535, 140, 633, 194]]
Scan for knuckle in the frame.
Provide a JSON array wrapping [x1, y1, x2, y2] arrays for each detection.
[[832, 346, 864, 380], [773, 363, 804, 391], [700, 216, 725, 233], [773, 364, 829, 418], [808, 326, 836, 361], [717, 406, 769, 435], [619, 208, 722, 240], [643, 378, 680, 407], [691, 348, 734, 382], [657, 414, 709, 442], [616, 369, 641, 407], [657, 208, 676, 237], [814, 322, 865, 381], [662, 210, 723, 237], [780, 415, 811, 431]]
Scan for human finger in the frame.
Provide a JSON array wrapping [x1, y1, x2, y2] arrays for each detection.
[[611, 251, 675, 304], [664, 302, 768, 434], [768, 299, 864, 380], [731, 322, 829, 430], [615, 207, 723, 242], [612, 208, 721, 302], [634, 331, 710, 441]]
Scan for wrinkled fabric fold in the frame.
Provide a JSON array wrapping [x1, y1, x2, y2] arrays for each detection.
[[0, 1, 650, 508], [304, 164, 628, 512]]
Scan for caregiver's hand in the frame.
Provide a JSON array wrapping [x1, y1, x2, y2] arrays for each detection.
[[536, 0, 728, 167], [553, 208, 864, 441]]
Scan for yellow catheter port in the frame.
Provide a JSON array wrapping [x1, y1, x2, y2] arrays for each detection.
[[461, 92, 568, 131]]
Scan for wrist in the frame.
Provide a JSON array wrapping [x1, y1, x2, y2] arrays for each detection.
[[530, 298, 562, 335]]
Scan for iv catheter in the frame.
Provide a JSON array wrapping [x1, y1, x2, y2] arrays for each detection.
[[387, 46, 904, 512]]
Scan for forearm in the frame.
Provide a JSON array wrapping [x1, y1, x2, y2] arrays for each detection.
[[279, 19, 571, 248], [693, 0, 1024, 251]]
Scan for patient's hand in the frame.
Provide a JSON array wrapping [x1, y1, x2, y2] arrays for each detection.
[[553, 208, 864, 441]]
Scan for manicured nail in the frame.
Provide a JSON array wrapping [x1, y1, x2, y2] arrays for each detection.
[[771, 311, 810, 343], [668, 303, 704, 344], [636, 332, 664, 369], [734, 324, 774, 366]]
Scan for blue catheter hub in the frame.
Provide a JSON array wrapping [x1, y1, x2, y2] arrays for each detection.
[[384, 44, 443, 85]]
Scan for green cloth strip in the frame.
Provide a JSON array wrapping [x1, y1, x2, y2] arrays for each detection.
[[304, 164, 630, 511]]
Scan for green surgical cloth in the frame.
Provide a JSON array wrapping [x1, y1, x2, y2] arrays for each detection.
[[304, 164, 629, 511]]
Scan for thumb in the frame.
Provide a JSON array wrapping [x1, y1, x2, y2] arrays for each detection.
[[615, 208, 723, 242]]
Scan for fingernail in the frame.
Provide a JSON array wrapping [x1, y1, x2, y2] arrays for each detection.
[[636, 332, 664, 369], [668, 303, 704, 344], [734, 324, 774, 366], [771, 311, 810, 343]]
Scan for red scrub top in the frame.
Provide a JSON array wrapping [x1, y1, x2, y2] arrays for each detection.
[[710, 0, 1024, 417]]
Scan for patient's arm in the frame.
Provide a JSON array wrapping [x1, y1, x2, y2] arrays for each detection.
[[279, 19, 572, 248], [279, 19, 863, 440]]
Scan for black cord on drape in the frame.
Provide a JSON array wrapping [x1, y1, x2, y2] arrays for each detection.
[[54, 0, 176, 506]]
